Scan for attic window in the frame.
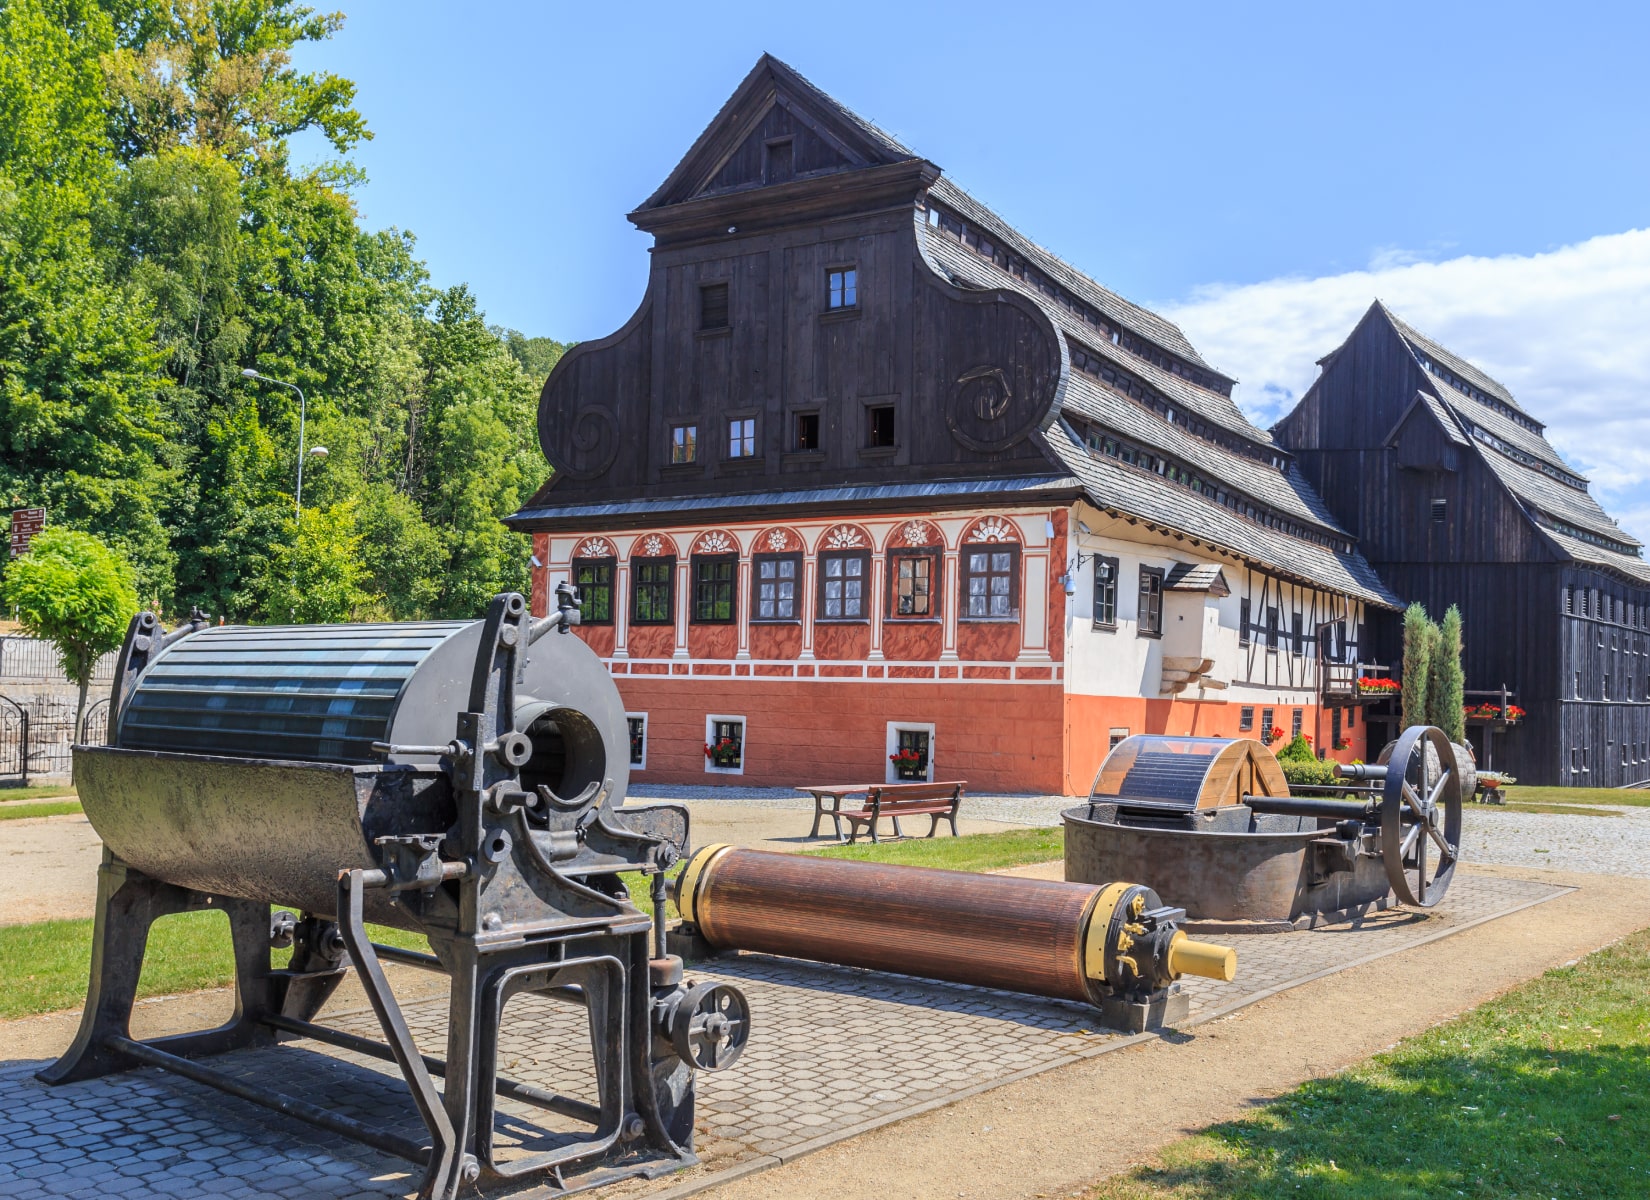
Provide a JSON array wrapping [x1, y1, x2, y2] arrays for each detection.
[[828, 267, 857, 310], [764, 138, 794, 185], [700, 283, 729, 331], [1430, 498, 1447, 524]]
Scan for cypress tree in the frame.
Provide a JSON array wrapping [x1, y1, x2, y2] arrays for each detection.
[[1401, 603, 1432, 731], [1430, 605, 1466, 742]]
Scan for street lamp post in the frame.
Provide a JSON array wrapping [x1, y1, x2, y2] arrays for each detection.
[[241, 369, 326, 519]]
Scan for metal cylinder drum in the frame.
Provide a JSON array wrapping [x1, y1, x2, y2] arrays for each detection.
[[77, 617, 629, 930], [673, 846, 1234, 1005]]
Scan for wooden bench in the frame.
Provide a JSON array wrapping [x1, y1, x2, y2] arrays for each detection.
[[799, 781, 966, 844]]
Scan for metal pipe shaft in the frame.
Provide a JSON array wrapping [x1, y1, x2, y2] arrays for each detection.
[[1242, 794, 1378, 822]]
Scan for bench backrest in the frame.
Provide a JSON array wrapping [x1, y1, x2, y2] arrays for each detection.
[[868, 782, 963, 806]]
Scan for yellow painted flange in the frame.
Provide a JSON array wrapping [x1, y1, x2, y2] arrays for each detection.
[[1081, 881, 1133, 984], [674, 844, 733, 926]]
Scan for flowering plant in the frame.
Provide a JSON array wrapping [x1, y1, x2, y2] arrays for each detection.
[[1357, 677, 1400, 694], [1464, 704, 1525, 723], [1334, 739, 1351, 751], [889, 749, 924, 765], [704, 737, 741, 765]]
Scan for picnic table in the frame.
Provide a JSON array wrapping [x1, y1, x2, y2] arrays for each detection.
[[797, 781, 966, 843]]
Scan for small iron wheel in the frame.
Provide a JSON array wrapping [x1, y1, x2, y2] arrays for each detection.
[[670, 982, 750, 1071], [1380, 725, 1463, 907]]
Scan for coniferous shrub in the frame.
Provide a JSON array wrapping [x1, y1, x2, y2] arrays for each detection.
[[1401, 603, 1433, 730]]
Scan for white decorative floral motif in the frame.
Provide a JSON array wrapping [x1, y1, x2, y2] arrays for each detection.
[[579, 537, 614, 558], [765, 529, 792, 552], [697, 531, 735, 555], [824, 525, 866, 550], [640, 534, 666, 558], [966, 517, 1016, 544], [901, 520, 934, 547]]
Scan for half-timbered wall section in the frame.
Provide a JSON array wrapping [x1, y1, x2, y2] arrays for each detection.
[[510, 55, 1398, 794], [1275, 302, 1650, 785]]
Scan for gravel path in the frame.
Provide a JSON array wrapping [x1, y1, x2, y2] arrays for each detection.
[[632, 786, 1650, 880]]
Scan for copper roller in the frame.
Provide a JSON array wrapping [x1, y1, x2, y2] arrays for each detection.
[[672, 846, 1234, 1017]]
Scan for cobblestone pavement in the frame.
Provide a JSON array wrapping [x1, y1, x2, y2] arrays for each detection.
[[1459, 803, 1650, 879], [0, 873, 1564, 1200]]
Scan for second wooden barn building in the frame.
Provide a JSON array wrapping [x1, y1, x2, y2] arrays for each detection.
[[508, 56, 1401, 794]]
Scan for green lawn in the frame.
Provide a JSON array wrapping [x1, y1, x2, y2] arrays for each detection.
[[0, 910, 428, 1021], [0, 785, 77, 803], [1087, 927, 1650, 1200], [803, 825, 1063, 872], [1499, 784, 1650, 808], [0, 799, 83, 821]]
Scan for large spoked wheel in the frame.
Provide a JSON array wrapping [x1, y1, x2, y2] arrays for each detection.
[[669, 982, 751, 1071], [1381, 725, 1463, 907]]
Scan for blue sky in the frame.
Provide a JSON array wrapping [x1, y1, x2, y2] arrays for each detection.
[[294, 1, 1650, 538]]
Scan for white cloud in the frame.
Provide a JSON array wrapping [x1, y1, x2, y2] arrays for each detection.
[[1160, 229, 1650, 546]]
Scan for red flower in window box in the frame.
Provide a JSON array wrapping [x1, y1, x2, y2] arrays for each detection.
[[704, 737, 741, 767], [1356, 677, 1400, 694]]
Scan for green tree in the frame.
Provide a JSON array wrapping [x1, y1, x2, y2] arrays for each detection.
[[1401, 602, 1432, 731], [1428, 605, 1466, 742], [1, 528, 138, 735], [253, 498, 374, 623]]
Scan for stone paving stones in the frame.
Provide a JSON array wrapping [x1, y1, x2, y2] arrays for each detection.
[[0, 874, 1564, 1199]]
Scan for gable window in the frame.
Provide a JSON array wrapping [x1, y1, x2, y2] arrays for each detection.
[[699, 282, 728, 331], [867, 404, 896, 448], [890, 549, 939, 618], [753, 553, 800, 621], [964, 546, 1020, 620], [631, 558, 673, 625], [793, 411, 820, 452], [819, 550, 869, 620], [728, 417, 756, 458], [764, 138, 793, 184], [827, 266, 857, 310], [1137, 567, 1164, 638], [572, 557, 614, 625], [1093, 556, 1119, 629], [691, 555, 737, 623], [670, 424, 697, 464]]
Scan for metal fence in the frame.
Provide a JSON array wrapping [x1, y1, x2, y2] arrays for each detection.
[[0, 636, 118, 684], [0, 693, 112, 785]]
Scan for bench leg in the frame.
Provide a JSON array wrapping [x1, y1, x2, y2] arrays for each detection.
[[890, 816, 903, 840], [926, 814, 940, 838], [948, 811, 959, 836], [809, 807, 822, 839]]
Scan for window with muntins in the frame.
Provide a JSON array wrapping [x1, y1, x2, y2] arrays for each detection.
[[670, 424, 697, 464], [728, 418, 756, 458], [753, 553, 800, 621], [573, 558, 614, 625], [627, 716, 646, 767], [890, 551, 937, 618], [1138, 567, 1164, 637], [963, 547, 1019, 619], [1239, 599, 1251, 646], [692, 556, 737, 623], [631, 558, 673, 625], [1261, 708, 1275, 742], [1240, 706, 1254, 731], [1266, 606, 1280, 652], [1292, 709, 1303, 737], [827, 267, 857, 309], [1093, 556, 1119, 628], [820, 551, 868, 620]]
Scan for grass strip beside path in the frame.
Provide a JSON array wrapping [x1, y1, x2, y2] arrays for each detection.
[[0, 800, 83, 821], [0, 910, 428, 1022], [1087, 927, 1650, 1200], [1499, 784, 1650, 808], [0, 786, 78, 803], [803, 826, 1063, 871]]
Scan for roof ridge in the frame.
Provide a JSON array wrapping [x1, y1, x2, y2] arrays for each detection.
[[1376, 301, 1534, 420]]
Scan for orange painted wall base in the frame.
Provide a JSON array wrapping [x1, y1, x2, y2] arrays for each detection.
[[1061, 694, 1370, 796], [619, 677, 1065, 795]]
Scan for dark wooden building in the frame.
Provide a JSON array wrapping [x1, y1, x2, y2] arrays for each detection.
[[1275, 302, 1650, 785], [507, 56, 1398, 792]]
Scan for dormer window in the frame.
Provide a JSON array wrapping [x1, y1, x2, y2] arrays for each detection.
[[827, 267, 857, 310]]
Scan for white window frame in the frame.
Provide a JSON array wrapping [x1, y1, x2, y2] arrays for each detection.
[[626, 712, 648, 772], [885, 721, 936, 785], [704, 713, 747, 776]]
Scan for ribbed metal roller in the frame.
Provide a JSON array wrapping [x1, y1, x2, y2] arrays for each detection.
[[116, 621, 471, 764]]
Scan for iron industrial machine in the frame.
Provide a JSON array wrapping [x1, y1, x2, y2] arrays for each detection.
[[1063, 726, 1463, 927], [671, 846, 1238, 1032], [40, 589, 749, 1199]]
